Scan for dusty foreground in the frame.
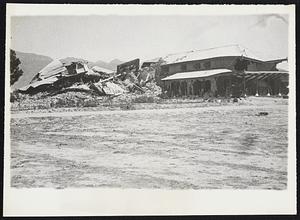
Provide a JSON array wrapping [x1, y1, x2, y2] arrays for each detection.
[[10, 98, 288, 189]]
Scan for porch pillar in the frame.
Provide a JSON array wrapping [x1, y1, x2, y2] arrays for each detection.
[[179, 81, 182, 96], [255, 78, 259, 96]]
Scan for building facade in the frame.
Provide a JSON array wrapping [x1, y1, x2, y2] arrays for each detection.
[[159, 45, 288, 97]]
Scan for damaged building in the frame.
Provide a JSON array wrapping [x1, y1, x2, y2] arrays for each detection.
[[17, 58, 147, 97], [16, 44, 289, 100], [18, 58, 124, 95], [159, 45, 289, 97], [19, 59, 90, 93]]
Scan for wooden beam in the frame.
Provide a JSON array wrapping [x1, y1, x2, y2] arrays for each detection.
[[259, 73, 273, 80], [245, 74, 260, 81], [256, 73, 270, 80], [267, 73, 281, 81]]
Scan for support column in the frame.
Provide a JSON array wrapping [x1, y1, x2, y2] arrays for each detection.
[[211, 77, 217, 95], [229, 74, 232, 97], [242, 70, 246, 97], [189, 80, 192, 96], [179, 81, 182, 96], [255, 78, 259, 96]]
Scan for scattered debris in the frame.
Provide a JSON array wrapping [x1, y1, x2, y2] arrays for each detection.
[[117, 58, 139, 75], [12, 57, 164, 110], [63, 84, 92, 93], [257, 112, 269, 116], [92, 66, 114, 75], [102, 82, 126, 96]]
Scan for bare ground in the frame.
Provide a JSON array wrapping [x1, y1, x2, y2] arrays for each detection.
[[10, 97, 288, 189]]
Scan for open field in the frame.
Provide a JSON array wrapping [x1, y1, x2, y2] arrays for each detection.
[[10, 97, 288, 189]]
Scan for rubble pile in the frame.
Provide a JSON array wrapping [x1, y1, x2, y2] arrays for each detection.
[[11, 58, 163, 110], [11, 91, 104, 110]]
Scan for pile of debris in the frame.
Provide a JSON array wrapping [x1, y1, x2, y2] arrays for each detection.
[[12, 58, 163, 109]]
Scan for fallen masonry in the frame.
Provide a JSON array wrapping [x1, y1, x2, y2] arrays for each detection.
[[12, 58, 162, 109]]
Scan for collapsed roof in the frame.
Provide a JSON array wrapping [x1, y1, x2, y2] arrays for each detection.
[[18, 76, 60, 91], [31, 60, 67, 82], [20, 59, 95, 92], [17, 57, 144, 96]]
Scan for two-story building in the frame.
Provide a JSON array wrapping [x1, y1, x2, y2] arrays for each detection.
[[158, 45, 288, 97]]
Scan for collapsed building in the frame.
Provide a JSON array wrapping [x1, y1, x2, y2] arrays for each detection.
[[17, 58, 153, 97], [18, 59, 126, 95], [158, 45, 289, 97], [19, 59, 89, 93], [17, 45, 288, 100]]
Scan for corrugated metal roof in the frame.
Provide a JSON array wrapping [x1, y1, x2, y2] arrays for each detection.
[[162, 45, 284, 65], [161, 69, 232, 81], [39, 60, 67, 79], [19, 77, 59, 91]]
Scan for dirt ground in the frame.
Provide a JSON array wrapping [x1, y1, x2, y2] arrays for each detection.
[[10, 97, 288, 189]]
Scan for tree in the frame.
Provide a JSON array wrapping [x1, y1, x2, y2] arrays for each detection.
[[10, 49, 23, 86]]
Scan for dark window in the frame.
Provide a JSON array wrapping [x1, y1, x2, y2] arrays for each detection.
[[214, 59, 221, 68], [234, 58, 249, 71], [194, 62, 201, 70], [162, 65, 169, 73], [181, 64, 187, 71], [204, 61, 211, 69]]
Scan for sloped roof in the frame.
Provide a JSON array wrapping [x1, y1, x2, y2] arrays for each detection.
[[38, 60, 67, 79], [142, 57, 161, 63], [19, 76, 59, 91], [161, 69, 232, 81], [276, 61, 288, 71], [162, 45, 285, 65]]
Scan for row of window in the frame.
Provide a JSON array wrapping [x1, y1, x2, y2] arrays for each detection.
[[181, 61, 211, 71], [162, 61, 212, 73], [162, 58, 264, 75]]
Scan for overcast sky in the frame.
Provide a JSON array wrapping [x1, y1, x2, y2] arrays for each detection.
[[10, 14, 288, 62]]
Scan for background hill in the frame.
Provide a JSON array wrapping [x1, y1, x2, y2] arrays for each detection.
[[11, 51, 124, 89], [12, 51, 53, 89], [93, 59, 123, 71], [60, 57, 123, 70]]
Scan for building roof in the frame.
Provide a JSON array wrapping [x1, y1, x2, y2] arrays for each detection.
[[142, 57, 161, 63], [161, 69, 232, 81], [162, 44, 286, 65], [38, 60, 67, 79], [19, 76, 59, 91], [276, 60, 288, 71]]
